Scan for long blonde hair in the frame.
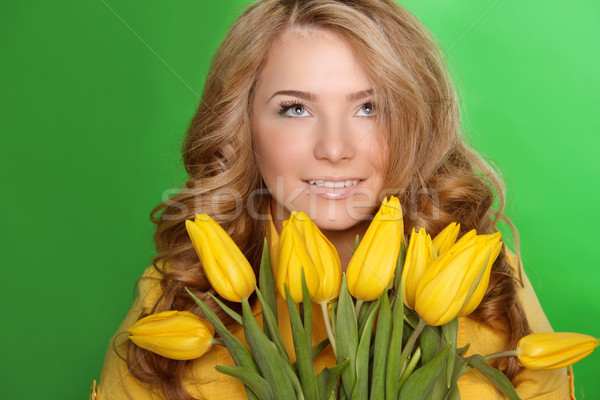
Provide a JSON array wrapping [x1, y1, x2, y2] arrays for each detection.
[[127, 1, 529, 398]]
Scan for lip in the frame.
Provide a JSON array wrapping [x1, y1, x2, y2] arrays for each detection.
[[303, 177, 364, 199]]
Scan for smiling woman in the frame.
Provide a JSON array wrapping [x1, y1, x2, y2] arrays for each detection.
[[95, 1, 573, 399], [252, 28, 388, 265]]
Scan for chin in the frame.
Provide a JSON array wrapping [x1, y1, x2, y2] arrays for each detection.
[[310, 213, 371, 233]]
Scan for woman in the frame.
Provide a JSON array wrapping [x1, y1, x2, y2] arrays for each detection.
[[96, 0, 571, 399]]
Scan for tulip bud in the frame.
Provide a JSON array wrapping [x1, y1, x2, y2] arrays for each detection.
[[186, 214, 256, 302], [277, 212, 323, 303], [283, 211, 342, 303], [414, 231, 502, 326], [432, 222, 460, 256], [347, 196, 404, 301], [460, 232, 502, 316], [128, 310, 215, 360], [517, 332, 599, 369], [402, 227, 435, 309]]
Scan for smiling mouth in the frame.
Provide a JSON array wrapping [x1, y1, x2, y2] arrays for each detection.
[[307, 179, 360, 188]]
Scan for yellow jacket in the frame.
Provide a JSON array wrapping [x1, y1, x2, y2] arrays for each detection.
[[95, 227, 572, 400]]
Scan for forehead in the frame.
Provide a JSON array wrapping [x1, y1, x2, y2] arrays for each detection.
[[256, 27, 372, 93]]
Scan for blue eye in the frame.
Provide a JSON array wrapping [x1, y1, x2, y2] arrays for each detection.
[[277, 102, 310, 118], [356, 102, 375, 117]]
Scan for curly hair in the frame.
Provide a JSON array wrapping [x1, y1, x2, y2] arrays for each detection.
[[126, 1, 530, 398]]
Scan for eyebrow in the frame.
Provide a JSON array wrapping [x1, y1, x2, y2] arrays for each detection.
[[267, 89, 374, 103]]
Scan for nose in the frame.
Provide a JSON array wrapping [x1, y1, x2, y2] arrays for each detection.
[[313, 119, 356, 163]]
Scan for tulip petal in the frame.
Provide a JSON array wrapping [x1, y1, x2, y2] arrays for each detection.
[[186, 215, 256, 302], [518, 333, 599, 369], [402, 228, 435, 309], [347, 196, 403, 301], [432, 222, 460, 256], [128, 311, 214, 360], [277, 211, 341, 303], [414, 236, 494, 326], [460, 233, 502, 316]]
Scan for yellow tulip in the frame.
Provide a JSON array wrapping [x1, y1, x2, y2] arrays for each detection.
[[414, 231, 502, 326], [128, 310, 215, 360], [402, 227, 436, 309], [276, 211, 319, 303], [283, 211, 342, 303], [277, 211, 343, 303], [186, 214, 256, 302], [432, 222, 460, 256], [517, 332, 599, 369], [460, 232, 502, 316], [346, 196, 404, 301]]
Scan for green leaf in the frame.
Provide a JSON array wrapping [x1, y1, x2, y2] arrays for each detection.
[[369, 290, 392, 400], [404, 307, 420, 329], [457, 344, 470, 357], [358, 300, 377, 336], [241, 299, 296, 399], [427, 370, 450, 400], [441, 318, 459, 387], [186, 289, 258, 372], [187, 289, 260, 400], [207, 293, 242, 325], [293, 338, 331, 369], [385, 278, 405, 400], [283, 360, 307, 400], [215, 365, 273, 400], [444, 384, 461, 400], [398, 347, 421, 390], [393, 239, 408, 291], [419, 325, 442, 364], [316, 359, 349, 400], [254, 285, 288, 362], [259, 239, 277, 331], [285, 284, 318, 400], [465, 354, 521, 400], [336, 275, 358, 399], [311, 337, 330, 361], [398, 344, 450, 400], [330, 301, 338, 334], [450, 355, 470, 384], [352, 298, 380, 400], [301, 270, 312, 343]]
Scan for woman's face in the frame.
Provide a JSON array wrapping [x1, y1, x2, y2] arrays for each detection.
[[252, 28, 388, 232]]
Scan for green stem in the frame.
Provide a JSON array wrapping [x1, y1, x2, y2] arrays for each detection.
[[320, 301, 337, 357], [484, 349, 519, 362], [398, 318, 426, 377], [210, 338, 225, 346], [355, 299, 364, 317]]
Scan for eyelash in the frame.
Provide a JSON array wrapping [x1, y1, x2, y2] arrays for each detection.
[[276, 100, 308, 118], [275, 100, 376, 118]]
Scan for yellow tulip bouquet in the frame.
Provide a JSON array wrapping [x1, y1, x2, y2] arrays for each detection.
[[128, 196, 598, 400]]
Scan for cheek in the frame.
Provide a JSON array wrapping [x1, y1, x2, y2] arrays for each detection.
[[253, 120, 307, 183], [368, 135, 389, 176], [364, 137, 389, 199]]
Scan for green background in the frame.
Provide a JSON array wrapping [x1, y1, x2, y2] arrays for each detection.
[[1, 0, 598, 398]]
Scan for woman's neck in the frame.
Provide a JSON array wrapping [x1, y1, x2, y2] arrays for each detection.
[[269, 202, 370, 270], [320, 221, 369, 271], [270, 215, 369, 270]]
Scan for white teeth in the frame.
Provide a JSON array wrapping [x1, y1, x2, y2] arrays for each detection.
[[308, 179, 359, 188]]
